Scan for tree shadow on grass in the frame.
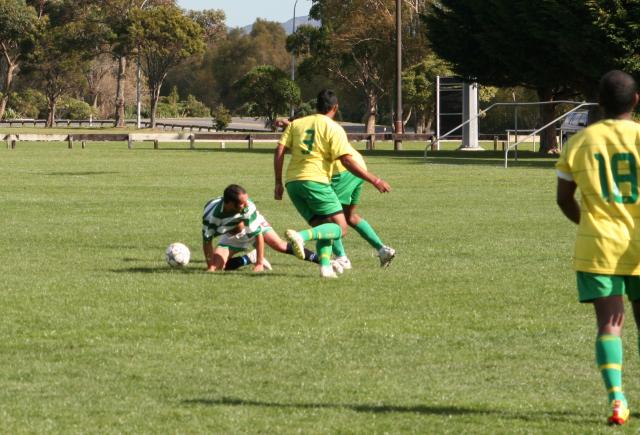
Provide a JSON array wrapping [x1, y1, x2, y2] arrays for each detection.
[[144, 147, 556, 169], [181, 396, 599, 424], [399, 150, 558, 169], [44, 171, 120, 176]]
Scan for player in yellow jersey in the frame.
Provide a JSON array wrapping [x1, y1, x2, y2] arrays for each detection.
[[556, 70, 640, 425], [274, 89, 391, 278]]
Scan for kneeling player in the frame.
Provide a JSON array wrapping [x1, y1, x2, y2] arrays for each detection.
[[202, 184, 321, 272]]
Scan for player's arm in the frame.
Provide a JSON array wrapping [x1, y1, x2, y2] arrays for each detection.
[[253, 233, 265, 272], [274, 143, 287, 200], [556, 177, 580, 224], [339, 153, 391, 193], [203, 239, 217, 271]]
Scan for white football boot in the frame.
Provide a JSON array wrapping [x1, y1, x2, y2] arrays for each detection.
[[333, 256, 352, 270], [378, 246, 396, 268], [246, 250, 272, 270], [320, 265, 338, 278]]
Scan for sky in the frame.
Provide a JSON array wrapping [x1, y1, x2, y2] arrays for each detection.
[[176, 0, 313, 29]]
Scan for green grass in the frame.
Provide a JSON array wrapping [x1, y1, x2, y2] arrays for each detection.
[[0, 142, 635, 433]]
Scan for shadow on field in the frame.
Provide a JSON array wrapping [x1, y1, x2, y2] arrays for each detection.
[[44, 171, 120, 176], [419, 151, 557, 169], [181, 397, 599, 423], [110, 265, 293, 278], [111, 266, 202, 274]]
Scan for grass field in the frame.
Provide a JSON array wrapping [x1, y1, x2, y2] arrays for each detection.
[[1, 141, 637, 433]]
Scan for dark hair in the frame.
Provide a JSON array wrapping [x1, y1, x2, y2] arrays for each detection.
[[599, 70, 638, 116], [223, 184, 246, 204], [316, 89, 339, 114]]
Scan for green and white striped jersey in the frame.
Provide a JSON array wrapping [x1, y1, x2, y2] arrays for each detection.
[[202, 196, 262, 242]]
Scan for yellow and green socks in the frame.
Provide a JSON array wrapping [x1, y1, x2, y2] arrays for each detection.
[[596, 334, 626, 406], [316, 240, 333, 267], [354, 219, 383, 250], [299, 223, 342, 242]]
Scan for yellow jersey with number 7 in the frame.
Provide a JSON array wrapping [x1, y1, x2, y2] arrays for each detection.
[[279, 114, 353, 184], [556, 119, 640, 274]]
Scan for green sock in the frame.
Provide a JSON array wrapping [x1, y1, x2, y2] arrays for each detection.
[[596, 334, 626, 405], [332, 237, 346, 257], [354, 219, 384, 250], [299, 223, 342, 242], [317, 239, 333, 267]]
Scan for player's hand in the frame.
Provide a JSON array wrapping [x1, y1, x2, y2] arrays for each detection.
[[274, 183, 284, 200], [373, 178, 391, 193], [229, 222, 245, 235], [253, 263, 264, 273], [206, 265, 217, 273]]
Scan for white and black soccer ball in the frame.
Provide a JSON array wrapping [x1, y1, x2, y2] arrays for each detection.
[[165, 242, 191, 267]]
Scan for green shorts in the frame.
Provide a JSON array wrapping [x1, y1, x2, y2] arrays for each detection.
[[577, 271, 640, 302], [332, 171, 364, 206], [286, 180, 343, 224]]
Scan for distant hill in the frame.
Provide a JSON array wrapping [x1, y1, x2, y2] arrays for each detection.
[[240, 16, 320, 35]]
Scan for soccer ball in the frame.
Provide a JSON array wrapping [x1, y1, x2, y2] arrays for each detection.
[[165, 242, 191, 267]]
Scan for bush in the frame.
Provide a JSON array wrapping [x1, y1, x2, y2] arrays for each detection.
[[183, 95, 210, 117], [212, 104, 231, 130], [155, 100, 182, 118], [293, 100, 315, 119], [8, 89, 47, 118], [57, 97, 96, 120], [2, 107, 20, 120]]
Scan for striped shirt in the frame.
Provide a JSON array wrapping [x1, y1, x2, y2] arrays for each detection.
[[202, 197, 262, 242]]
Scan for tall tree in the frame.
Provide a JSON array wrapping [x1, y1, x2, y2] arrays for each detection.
[[213, 20, 290, 108], [424, 0, 623, 151], [23, 20, 90, 126], [0, 0, 38, 119], [295, 0, 430, 134], [129, 4, 204, 127], [21, 0, 108, 126], [186, 9, 226, 45], [233, 65, 300, 131], [163, 8, 225, 108], [587, 0, 640, 79]]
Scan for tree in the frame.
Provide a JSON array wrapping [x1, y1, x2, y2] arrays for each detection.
[[129, 4, 204, 127], [186, 9, 225, 45], [295, 0, 431, 134], [162, 8, 226, 109], [587, 0, 640, 79], [23, 20, 90, 126], [403, 54, 453, 133], [0, 0, 38, 120], [423, 0, 623, 151], [209, 20, 290, 109], [233, 65, 300, 131], [19, 0, 111, 126]]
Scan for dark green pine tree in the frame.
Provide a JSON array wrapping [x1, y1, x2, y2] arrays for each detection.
[[423, 0, 623, 151]]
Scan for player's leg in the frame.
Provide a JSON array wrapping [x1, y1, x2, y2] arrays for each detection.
[[343, 175, 395, 267], [207, 245, 231, 272], [285, 181, 344, 277], [224, 247, 253, 270], [331, 205, 353, 269], [581, 272, 629, 424], [263, 230, 319, 263]]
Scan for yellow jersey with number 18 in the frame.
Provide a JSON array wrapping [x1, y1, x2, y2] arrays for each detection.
[[279, 114, 353, 184], [556, 119, 640, 275]]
